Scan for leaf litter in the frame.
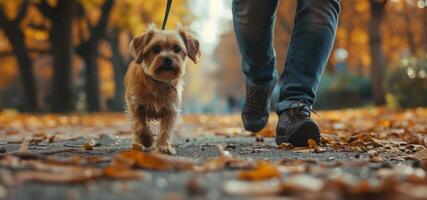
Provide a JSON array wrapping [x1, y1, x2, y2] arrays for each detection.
[[1, 109, 427, 199]]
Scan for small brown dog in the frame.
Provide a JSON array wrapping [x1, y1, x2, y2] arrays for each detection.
[[125, 24, 200, 154]]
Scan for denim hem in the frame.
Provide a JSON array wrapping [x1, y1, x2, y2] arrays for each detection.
[[245, 69, 278, 88], [275, 100, 312, 114]]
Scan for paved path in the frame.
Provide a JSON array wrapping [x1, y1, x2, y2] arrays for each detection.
[[1, 110, 426, 200]]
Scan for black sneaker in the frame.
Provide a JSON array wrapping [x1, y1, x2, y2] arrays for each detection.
[[241, 79, 275, 132], [275, 103, 320, 147]]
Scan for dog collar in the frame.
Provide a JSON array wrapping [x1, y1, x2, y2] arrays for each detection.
[[145, 73, 178, 93]]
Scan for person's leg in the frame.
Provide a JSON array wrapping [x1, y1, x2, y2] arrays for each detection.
[[233, 0, 279, 132], [276, 0, 340, 146], [232, 0, 278, 85], [278, 0, 340, 110]]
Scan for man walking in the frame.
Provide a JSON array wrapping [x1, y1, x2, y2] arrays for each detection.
[[233, 0, 340, 146]]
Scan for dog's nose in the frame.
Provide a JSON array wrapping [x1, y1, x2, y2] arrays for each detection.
[[163, 57, 173, 66]]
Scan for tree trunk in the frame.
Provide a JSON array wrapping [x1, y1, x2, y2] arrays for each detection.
[[82, 40, 101, 111], [49, 0, 74, 112], [11, 32, 39, 112], [109, 29, 127, 111], [402, 1, 416, 55], [76, 0, 114, 112], [0, 3, 39, 112], [368, 0, 387, 105], [423, 9, 427, 53]]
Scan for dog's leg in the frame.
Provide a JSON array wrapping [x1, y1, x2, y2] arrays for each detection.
[[127, 100, 154, 151], [156, 112, 177, 155], [131, 115, 154, 151]]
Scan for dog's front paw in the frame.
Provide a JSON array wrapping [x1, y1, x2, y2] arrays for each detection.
[[132, 143, 154, 152], [156, 144, 176, 155]]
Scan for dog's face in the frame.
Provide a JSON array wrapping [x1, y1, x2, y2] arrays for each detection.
[[130, 25, 201, 82]]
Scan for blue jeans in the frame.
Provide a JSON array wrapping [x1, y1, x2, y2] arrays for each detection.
[[232, 0, 340, 113]]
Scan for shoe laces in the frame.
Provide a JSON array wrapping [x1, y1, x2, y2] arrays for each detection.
[[285, 101, 319, 123]]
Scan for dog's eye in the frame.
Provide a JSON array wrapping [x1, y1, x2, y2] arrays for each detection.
[[173, 45, 181, 53], [151, 46, 161, 54]]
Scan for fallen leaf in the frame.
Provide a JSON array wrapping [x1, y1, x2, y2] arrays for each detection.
[[14, 168, 102, 184], [411, 148, 427, 161], [376, 165, 425, 179], [349, 180, 378, 195], [396, 183, 427, 199], [195, 156, 235, 172], [83, 143, 93, 151], [278, 164, 306, 174], [369, 156, 384, 162], [238, 161, 281, 181], [214, 127, 244, 137], [47, 134, 55, 143], [113, 150, 194, 171], [277, 143, 294, 150], [223, 179, 281, 196], [255, 127, 275, 138], [19, 137, 31, 152], [282, 175, 324, 192], [307, 139, 322, 153], [290, 147, 314, 153], [103, 166, 143, 179]]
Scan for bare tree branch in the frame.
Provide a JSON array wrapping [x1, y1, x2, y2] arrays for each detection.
[[13, 0, 30, 25], [36, 0, 55, 19], [93, 0, 114, 39]]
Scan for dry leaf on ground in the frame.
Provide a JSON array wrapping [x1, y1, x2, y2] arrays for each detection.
[[18, 137, 31, 153], [411, 148, 427, 161], [195, 156, 236, 172], [112, 150, 194, 171], [223, 179, 281, 196], [255, 127, 275, 138], [14, 168, 102, 184], [281, 175, 324, 192], [277, 143, 294, 150], [238, 161, 281, 181], [307, 139, 322, 153], [103, 166, 143, 179]]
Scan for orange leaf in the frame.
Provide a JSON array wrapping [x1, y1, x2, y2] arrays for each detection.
[[113, 150, 172, 170], [277, 143, 294, 150], [255, 127, 275, 138], [103, 166, 143, 179], [238, 161, 281, 181], [113, 150, 194, 171], [307, 139, 322, 153], [196, 156, 233, 172]]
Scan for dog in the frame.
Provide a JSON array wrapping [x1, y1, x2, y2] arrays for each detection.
[[125, 24, 200, 154]]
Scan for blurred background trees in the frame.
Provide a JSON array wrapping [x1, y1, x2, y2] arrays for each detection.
[[0, 0, 426, 113], [0, 0, 191, 112]]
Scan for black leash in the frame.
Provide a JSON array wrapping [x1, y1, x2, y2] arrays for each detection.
[[143, 0, 176, 93], [161, 0, 173, 30]]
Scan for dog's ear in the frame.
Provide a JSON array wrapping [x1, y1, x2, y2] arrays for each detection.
[[177, 25, 201, 64], [130, 24, 157, 64]]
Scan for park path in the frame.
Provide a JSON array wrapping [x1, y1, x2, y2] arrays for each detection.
[[0, 108, 427, 200]]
